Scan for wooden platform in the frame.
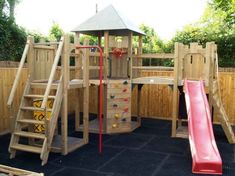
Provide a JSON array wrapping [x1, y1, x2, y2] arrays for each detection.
[[0, 164, 43, 176], [31, 79, 84, 89], [76, 118, 140, 134], [90, 79, 107, 86], [51, 135, 86, 153], [132, 76, 175, 85]]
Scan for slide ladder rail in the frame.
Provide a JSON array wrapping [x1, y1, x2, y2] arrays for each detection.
[[184, 79, 222, 175], [41, 37, 64, 109], [211, 53, 235, 143], [7, 38, 30, 107]]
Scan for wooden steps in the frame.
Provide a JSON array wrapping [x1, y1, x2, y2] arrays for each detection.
[[24, 94, 56, 99], [10, 144, 42, 154], [14, 131, 45, 139], [17, 119, 45, 125], [20, 106, 52, 112], [30, 82, 58, 89], [9, 76, 63, 165]]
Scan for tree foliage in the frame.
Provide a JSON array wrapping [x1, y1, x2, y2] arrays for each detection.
[[49, 23, 64, 41], [0, 0, 26, 61], [139, 24, 164, 53], [210, 0, 235, 26], [0, 16, 26, 60], [170, 1, 235, 67]]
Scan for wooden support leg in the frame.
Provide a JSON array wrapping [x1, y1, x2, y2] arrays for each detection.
[[61, 96, 68, 155], [137, 84, 143, 126], [83, 86, 89, 144], [75, 89, 80, 131]]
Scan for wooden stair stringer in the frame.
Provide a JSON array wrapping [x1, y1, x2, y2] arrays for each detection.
[[9, 77, 31, 158], [41, 76, 64, 165], [212, 80, 235, 144]]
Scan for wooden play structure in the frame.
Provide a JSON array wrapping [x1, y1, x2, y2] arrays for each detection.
[[6, 5, 235, 167], [7, 35, 91, 165], [170, 42, 235, 144]]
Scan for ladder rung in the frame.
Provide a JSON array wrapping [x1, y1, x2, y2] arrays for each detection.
[[14, 131, 45, 139], [24, 94, 56, 99], [17, 119, 45, 125], [30, 82, 58, 89], [10, 144, 42, 154], [20, 106, 52, 112]]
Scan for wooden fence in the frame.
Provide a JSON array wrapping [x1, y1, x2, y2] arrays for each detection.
[[1, 68, 235, 134]]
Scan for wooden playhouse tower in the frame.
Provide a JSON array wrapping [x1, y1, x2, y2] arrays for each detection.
[[7, 35, 91, 165], [170, 42, 235, 143], [73, 5, 144, 134]]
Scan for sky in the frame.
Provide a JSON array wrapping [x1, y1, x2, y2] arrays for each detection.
[[15, 0, 207, 40]]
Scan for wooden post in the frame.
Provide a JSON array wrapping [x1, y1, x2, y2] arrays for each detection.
[[128, 32, 133, 79], [27, 37, 35, 79], [207, 42, 215, 114], [98, 32, 102, 47], [172, 42, 180, 137], [103, 31, 109, 132], [82, 39, 89, 143], [74, 32, 81, 131], [137, 35, 143, 78], [104, 31, 109, 79], [136, 35, 143, 125], [61, 34, 69, 155]]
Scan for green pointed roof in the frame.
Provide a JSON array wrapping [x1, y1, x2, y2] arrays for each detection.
[[72, 5, 144, 36]]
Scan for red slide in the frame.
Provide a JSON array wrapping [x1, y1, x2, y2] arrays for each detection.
[[184, 79, 222, 175]]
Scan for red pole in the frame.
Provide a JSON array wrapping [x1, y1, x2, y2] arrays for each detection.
[[76, 45, 103, 153]]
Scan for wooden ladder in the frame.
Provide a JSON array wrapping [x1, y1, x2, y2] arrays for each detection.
[[212, 80, 235, 144], [8, 76, 63, 165]]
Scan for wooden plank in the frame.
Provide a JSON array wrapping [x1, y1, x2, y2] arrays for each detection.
[[7, 37, 31, 107], [33, 45, 55, 50], [11, 144, 42, 153], [133, 53, 174, 59], [82, 39, 90, 143], [171, 43, 180, 137], [132, 66, 174, 70], [0, 164, 43, 176], [61, 35, 69, 155]]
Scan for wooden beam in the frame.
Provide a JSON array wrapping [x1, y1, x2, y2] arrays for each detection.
[[171, 43, 180, 137], [133, 53, 174, 59], [61, 34, 69, 155], [33, 45, 56, 50], [132, 66, 174, 70], [82, 39, 90, 143], [41, 37, 64, 109], [104, 31, 109, 80], [128, 31, 133, 79], [7, 37, 32, 107]]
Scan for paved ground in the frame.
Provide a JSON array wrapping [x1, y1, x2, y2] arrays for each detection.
[[0, 117, 234, 176]]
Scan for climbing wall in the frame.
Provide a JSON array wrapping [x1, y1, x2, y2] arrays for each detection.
[[106, 79, 132, 133]]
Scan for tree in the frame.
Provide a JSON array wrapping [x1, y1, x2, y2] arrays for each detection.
[[0, 0, 26, 61], [7, 0, 20, 20], [170, 3, 235, 67], [49, 23, 64, 41], [210, 0, 235, 26], [0, 0, 20, 20], [139, 24, 164, 53], [0, 0, 5, 17]]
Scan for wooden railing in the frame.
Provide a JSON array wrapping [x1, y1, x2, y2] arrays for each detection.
[[131, 53, 174, 77], [41, 37, 64, 109], [7, 38, 31, 107]]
